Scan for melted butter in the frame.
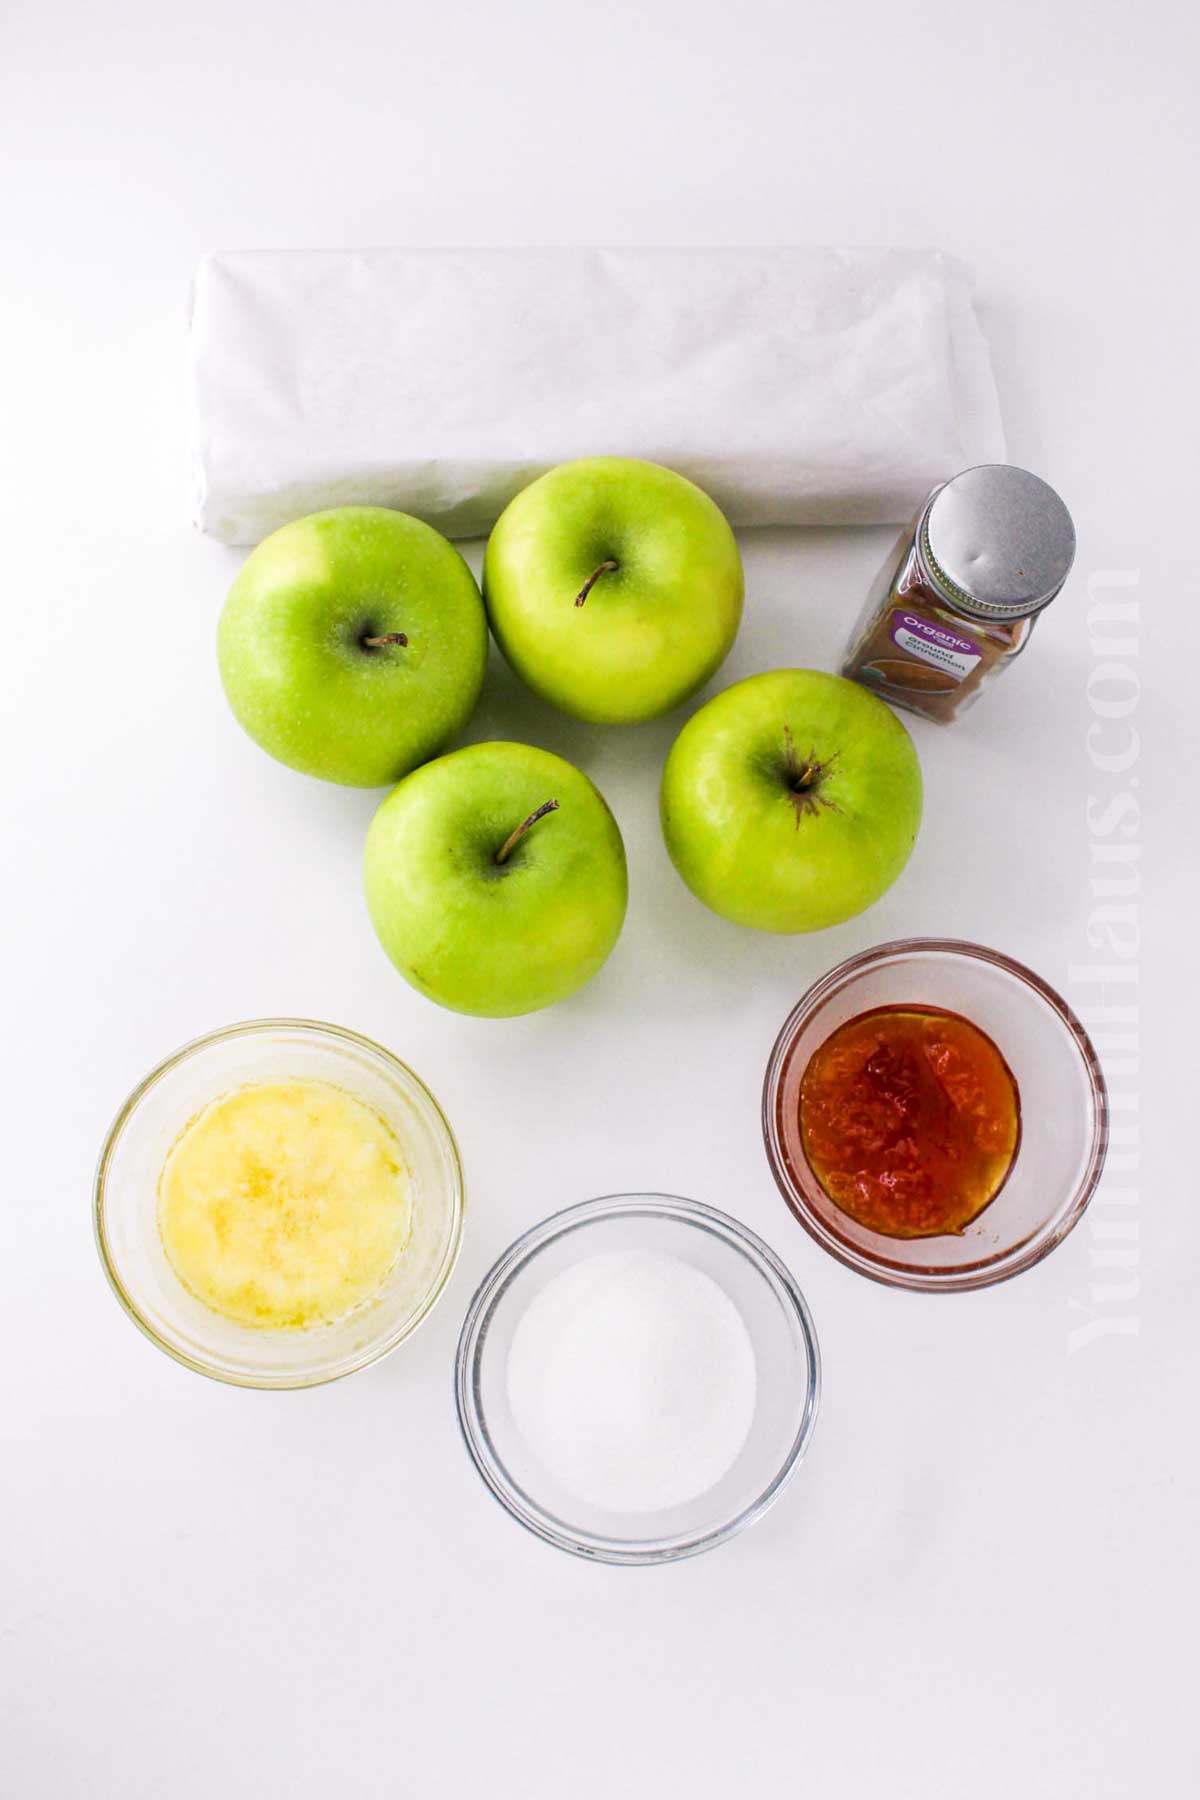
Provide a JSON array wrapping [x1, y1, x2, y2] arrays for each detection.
[[158, 1079, 412, 1329]]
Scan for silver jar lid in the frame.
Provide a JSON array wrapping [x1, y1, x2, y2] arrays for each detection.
[[919, 464, 1076, 621]]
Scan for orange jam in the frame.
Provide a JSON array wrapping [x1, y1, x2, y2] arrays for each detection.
[[796, 1006, 1020, 1239]]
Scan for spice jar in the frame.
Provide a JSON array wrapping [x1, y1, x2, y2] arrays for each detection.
[[841, 464, 1075, 723]]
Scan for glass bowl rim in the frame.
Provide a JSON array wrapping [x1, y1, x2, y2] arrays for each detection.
[[761, 936, 1109, 1294], [454, 1192, 822, 1566], [93, 1016, 465, 1390]]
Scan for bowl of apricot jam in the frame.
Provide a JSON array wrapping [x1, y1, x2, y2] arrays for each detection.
[[763, 939, 1108, 1292]]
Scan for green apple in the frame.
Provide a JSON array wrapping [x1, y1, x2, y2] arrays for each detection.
[[661, 670, 922, 932], [364, 741, 628, 1016], [217, 506, 487, 786], [482, 457, 743, 724]]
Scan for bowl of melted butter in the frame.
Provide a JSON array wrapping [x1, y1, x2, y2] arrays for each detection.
[[95, 1020, 463, 1387]]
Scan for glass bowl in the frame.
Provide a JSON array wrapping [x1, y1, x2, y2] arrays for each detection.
[[455, 1194, 820, 1565], [763, 939, 1108, 1292], [95, 1019, 464, 1388]]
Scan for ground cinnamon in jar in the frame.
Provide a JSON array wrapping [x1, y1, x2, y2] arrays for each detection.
[[841, 464, 1076, 723]]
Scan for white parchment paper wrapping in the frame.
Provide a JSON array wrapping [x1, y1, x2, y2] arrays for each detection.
[[191, 247, 1004, 543]]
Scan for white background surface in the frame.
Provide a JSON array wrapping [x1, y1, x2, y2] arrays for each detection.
[[2, 3, 1195, 1795]]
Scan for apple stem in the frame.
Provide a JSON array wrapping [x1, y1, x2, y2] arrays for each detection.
[[573, 560, 618, 608], [783, 724, 819, 791], [362, 631, 409, 648], [495, 798, 559, 865], [782, 725, 842, 821]]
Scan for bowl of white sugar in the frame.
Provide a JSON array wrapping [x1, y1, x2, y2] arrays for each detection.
[[454, 1194, 820, 1563]]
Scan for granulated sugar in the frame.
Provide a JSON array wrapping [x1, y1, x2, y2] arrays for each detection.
[[505, 1249, 758, 1514]]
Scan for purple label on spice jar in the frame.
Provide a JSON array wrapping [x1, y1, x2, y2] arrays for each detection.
[[889, 610, 982, 681]]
